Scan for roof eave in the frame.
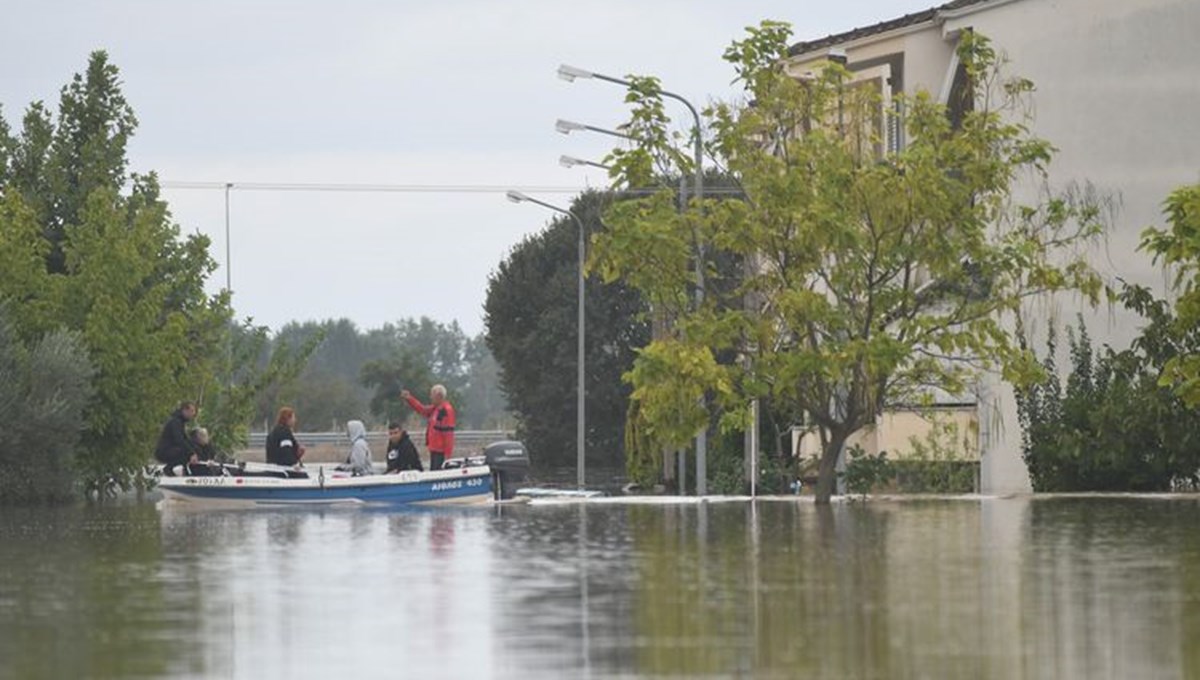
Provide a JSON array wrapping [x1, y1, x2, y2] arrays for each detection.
[[787, 0, 1030, 63], [939, 0, 1025, 19], [787, 18, 939, 64]]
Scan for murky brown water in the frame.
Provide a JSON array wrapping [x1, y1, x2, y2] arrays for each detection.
[[1, 496, 1198, 679]]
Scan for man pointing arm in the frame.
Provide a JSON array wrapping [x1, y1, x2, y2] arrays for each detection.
[[401, 384, 456, 470]]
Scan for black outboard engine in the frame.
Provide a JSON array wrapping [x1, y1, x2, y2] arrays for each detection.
[[483, 440, 530, 500]]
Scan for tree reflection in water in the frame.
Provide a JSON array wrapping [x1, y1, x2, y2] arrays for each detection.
[[2, 497, 1200, 678]]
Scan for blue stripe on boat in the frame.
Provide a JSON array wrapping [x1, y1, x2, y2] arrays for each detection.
[[159, 469, 492, 506]]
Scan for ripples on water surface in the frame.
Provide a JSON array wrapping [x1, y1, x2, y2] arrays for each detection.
[[1, 496, 1199, 679]]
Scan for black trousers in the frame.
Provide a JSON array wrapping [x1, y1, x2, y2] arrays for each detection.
[[430, 452, 446, 470], [156, 448, 190, 475]]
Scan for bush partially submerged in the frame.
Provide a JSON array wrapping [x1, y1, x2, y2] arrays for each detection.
[[0, 310, 94, 504]]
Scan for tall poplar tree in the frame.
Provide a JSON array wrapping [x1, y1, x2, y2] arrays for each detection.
[[0, 52, 234, 495]]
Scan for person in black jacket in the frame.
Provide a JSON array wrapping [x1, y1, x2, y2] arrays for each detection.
[[266, 407, 305, 466], [384, 421, 423, 473], [154, 401, 199, 475]]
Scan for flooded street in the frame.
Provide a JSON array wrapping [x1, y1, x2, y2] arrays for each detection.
[[2, 496, 1199, 679]]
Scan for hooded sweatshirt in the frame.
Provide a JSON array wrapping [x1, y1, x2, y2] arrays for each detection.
[[340, 420, 374, 476]]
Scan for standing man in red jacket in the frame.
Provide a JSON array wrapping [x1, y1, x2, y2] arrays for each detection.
[[401, 384, 456, 470]]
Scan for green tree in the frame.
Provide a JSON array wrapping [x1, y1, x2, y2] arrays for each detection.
[[590, 24, 1105, 503], [360, 348, 435, 425], [0, 52, 253, 496], [258, 317, 508, 432], [265, 319, 373, 429], [485, 190, 650, 470], [0, 106, 12, 185], [460, 334, 510, 429], [194, 320, 321, 459], [358, 317, 473, 426], [1140, 183, 1200, 406]]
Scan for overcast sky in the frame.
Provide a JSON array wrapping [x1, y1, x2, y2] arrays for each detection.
[[2, 0, 933, 336]]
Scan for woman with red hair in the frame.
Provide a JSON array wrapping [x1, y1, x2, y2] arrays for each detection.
[[266, 407, 306, 466]]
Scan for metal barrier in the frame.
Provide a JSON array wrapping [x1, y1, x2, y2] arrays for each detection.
[[246, 430, 514, 451]]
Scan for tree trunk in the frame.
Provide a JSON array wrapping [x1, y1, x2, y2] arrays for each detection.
[[814, 432, 847, 505]]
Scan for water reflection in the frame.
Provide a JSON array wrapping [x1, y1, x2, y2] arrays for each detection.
[[1, 497, 1199, 678]]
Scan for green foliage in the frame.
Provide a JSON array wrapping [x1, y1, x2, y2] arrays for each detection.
[[624, 401, 662, 489], [361, 349, 435, 424], [0, 308, 94, 504], [194, 321, 321, 460], [485, 190, 650, 469], [1016, 301, 1200, 492], [255, 317, 507, 432], [841, 446, 892, 498], [1140, 183, 1200, 406], [893, 419, 978, 493], [837, 419, 977, 497], [0, 52, 236, 497], [590, 25, 1106, 502]]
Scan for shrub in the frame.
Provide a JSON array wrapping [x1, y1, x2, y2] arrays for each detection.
[[0, 310, 94, 504]]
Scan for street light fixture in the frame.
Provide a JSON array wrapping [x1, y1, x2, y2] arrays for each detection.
[[506, 190, 588, 490], [559, 155, 611, 171], [556, 118, 632, 140], [559, 63, 710, 495]]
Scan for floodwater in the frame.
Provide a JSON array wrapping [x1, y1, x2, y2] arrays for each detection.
[[2, 495, 1199, 679]]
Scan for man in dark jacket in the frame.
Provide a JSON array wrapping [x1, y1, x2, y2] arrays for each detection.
[[384, 421, 423, 473], [154, 401, 198, 475]]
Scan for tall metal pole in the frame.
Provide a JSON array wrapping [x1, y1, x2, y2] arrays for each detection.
[[224, 182, 232, 292], [223, 182, 234, 386], [575, 205, 586, 490], [507, 192, 586, 488], [686, 100, 707, 496], [559, 65, 707, 493]]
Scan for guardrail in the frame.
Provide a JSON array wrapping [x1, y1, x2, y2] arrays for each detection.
[[245, 430, 515, 450]]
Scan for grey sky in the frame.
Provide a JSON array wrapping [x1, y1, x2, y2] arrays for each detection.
[[2, 0, 932, 336]]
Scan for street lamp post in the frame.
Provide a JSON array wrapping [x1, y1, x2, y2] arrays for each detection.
[[506, 190, 587, 490], [558, 63, 709, 495], [224, 182, 233, 292]]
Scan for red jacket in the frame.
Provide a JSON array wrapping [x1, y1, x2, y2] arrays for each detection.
[[404, 395, 456, 457]]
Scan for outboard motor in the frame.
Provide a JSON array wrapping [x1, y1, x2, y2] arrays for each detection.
[[483, 440, 530, 500]]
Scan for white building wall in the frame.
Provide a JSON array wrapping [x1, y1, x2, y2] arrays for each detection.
[[946, 0, 1200, 493]]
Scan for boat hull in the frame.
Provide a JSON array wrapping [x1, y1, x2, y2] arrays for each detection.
[[157, 466, 493, 507]]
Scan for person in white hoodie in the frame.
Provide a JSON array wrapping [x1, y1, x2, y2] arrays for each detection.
[[337, 420, 374, 476]]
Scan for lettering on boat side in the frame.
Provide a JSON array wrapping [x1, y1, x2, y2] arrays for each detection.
[[430, 478, 484, 491], [184, 478, 228, 486]]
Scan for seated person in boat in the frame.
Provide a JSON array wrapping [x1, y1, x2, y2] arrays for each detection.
[[182, 427, 223, 476], [154, 401, 199, 476], [384, 421, 423, 473], [336, 419, 374, 476], [266, 407, 305, 466], [191, 427, 217, 462]]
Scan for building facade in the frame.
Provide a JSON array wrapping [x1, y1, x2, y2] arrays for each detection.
[[787, 0, 1200, 492]]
